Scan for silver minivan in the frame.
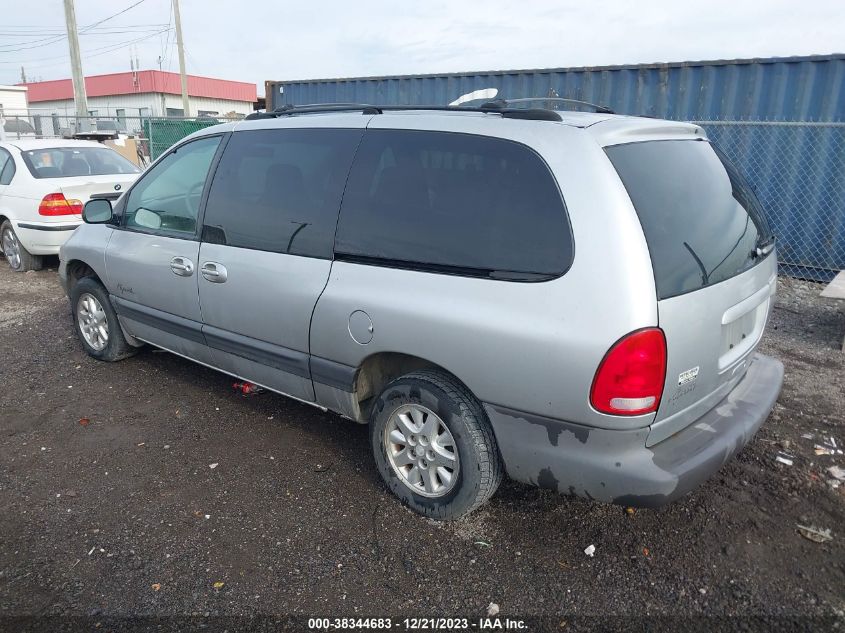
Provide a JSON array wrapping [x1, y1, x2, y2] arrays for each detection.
[[59, 101, 784, 519]]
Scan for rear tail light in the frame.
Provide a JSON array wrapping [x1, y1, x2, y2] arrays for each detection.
[[38, 193, 83, 216], [590, 328, 667, 416]]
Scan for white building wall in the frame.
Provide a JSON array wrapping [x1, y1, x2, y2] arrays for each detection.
[[161, 93, 253, 117], [27, 93, 252, 118], [0, 86, 29, 115], [27, 93, 162, 117]]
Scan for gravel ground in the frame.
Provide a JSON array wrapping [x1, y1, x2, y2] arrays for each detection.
[[0, 262, 843, 627]]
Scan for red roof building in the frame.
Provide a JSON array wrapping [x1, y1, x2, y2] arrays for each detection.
[[21, 70, 257, 117]]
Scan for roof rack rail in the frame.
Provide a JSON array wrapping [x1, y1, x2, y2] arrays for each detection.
[[374, 104, 563, 121], [245, 103, 565, 122], [481, 97, 615, 114], [245, 103, 379, 120]]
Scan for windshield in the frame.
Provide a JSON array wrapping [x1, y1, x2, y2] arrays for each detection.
[[21, 146, 140, 179], [607, 139, 773, 300]]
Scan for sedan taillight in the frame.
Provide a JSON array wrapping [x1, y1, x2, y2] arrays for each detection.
[[38, 193, 83, 216]]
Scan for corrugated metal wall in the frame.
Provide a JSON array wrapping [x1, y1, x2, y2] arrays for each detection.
[[268, 55, 845, 121]]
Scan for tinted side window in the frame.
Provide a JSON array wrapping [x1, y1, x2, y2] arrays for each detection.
[[335, 130, 572, 279], [606, 140, 772, 300], [202, 128, 362, 259], [124, 136, 221, 236], [0, 149, 13, 185]]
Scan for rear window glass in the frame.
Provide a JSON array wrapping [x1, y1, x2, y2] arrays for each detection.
[[606, 140, 772, 300], [335, 129, 572, 281], [21, 146, 140, 179]]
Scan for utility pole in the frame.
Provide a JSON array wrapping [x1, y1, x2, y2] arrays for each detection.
[[62, 0, 89, 121], [20, 66, 27, 84], [172, 0, 191, 117]]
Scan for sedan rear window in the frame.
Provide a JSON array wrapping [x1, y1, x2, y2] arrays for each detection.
[[606, 140, 773, 300], [21, 147, 140, 179]]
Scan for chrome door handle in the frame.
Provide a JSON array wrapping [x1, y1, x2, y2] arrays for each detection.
[[201, 261, 228, 283], [170, 256, 194, 276]]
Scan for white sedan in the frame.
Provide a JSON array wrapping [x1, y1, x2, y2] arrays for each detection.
[[0, 139, 140, 272]]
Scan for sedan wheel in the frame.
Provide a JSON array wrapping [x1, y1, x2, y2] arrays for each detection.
[[1, 225, 21, 270]]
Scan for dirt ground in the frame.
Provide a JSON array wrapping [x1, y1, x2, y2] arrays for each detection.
[[0, 260, 843, 628]]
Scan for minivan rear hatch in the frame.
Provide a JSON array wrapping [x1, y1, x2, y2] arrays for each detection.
[[606, 138, 777, 445]]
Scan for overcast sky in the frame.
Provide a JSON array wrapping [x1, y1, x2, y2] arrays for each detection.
[[1, 0, 843, 96]]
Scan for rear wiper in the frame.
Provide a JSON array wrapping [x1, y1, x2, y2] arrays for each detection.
[[683, 241, 709, 286], [754, 235, 776, 258]]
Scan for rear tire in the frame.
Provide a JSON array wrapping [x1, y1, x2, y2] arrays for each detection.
[[70, 277, 136, 362], [370, 369, 503, 520], [1, 220, 43, 272]]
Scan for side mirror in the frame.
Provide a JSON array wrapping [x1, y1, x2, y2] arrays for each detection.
[[82, 198, 114, 224]]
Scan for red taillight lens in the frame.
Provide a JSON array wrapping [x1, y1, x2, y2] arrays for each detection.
[[590, 328, 667, 416], [38, 193, 83, 216]]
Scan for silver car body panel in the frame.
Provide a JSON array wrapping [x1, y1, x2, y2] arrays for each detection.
[[648, 254, 777, 446], [197, 243, 333, 402], [311, 112, 659, 430], [104, 228, 215, 366]]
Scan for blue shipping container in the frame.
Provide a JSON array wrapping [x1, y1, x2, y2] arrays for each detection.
[[267, 55, 845, 121]]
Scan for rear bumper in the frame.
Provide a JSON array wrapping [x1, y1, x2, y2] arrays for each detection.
[[14, 220, 80, 255], [484, 352, 784, 507]]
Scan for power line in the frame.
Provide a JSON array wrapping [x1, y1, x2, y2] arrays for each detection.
[[0, 33, 66, 52], [0, 23, 167, 32], [0, 0, 150, 52], [0, 28, 172, 66], [0, 27, 169, 39], [183, 47, 202, 75], [81, 0, 150, 32]]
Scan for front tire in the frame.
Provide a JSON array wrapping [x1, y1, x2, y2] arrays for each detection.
[[370, 369, 503, 520], [70, 277, 136, 362], [1, 220, 43, 272]]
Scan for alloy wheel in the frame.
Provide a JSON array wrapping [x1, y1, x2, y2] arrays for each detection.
[[76, 292, 110, 351], [384, 404, 460, 498], [1, 227, 21, 270]]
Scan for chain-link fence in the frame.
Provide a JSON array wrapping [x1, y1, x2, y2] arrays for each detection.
[[696, 121, 845, 282], [0, 112, 241, 168]]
